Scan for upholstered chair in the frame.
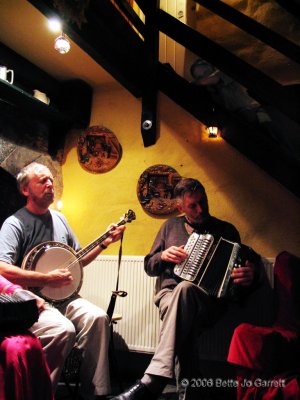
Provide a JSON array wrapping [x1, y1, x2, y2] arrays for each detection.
[[227, 251, 300, 399]]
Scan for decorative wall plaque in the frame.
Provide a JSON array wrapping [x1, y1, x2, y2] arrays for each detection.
[[137, 165, 182, 215], [77, 126, 122, 173]]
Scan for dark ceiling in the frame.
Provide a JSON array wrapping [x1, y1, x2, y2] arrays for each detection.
[[1, 0, 300, 198]]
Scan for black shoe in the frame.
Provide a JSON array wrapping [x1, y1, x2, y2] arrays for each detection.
[[111, 380, 157, 400]]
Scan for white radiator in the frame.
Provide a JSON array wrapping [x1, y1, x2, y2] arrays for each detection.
[[80, 256, 275, 358], [79, 255, 160, 353]]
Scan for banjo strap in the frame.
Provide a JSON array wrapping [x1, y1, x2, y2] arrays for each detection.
[[106, 232, 127, 323]]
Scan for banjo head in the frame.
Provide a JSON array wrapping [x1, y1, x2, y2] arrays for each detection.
[[26, 242, 83, 303]]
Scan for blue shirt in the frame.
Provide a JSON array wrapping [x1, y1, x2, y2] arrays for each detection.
[[0, 207, 80, 267]]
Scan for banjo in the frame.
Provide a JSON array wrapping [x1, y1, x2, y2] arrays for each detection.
[[21, 209, 136, 303]]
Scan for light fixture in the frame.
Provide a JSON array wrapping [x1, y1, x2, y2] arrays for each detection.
[[48, 18, 62, 33], [207, 125, 219, 138], [56, 199, 63, 211], [207, 107, 220, 138], [54, 32, 71, 54]]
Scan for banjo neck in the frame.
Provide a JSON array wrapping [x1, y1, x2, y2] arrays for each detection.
[[76, 220, 124, 261], [75, 209, 136, 262]]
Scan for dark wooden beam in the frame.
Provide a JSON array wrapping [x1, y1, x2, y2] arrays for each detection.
[[112, 0, 145, 37], [141, 1, 159, 147], [158, 9, 300, 125], [195, 0, 300, 65], [158, 63, 214, 123]]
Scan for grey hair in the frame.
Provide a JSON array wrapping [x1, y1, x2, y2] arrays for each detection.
[[16, 162, 51, 191], [174, 178, 206, 200]]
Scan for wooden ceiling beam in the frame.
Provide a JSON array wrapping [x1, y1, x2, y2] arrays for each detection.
[[158, 9, 300, 125], [112, 0, 145, 36], [140, 0, 160, 147], [195, 0, 300, 65]]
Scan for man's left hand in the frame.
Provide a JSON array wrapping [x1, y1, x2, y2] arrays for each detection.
[[103, 224, 126, 247], [231, 260, 255, 286]]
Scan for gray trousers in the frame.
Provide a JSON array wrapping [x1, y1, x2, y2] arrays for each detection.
[[145, 281, 220, 380], [30, 296, 110, 399]]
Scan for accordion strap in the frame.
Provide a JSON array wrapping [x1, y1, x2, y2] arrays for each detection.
[[106, 232, 127, 323]]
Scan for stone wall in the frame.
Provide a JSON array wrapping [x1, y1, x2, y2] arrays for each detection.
[[0, 103, 64, 213]]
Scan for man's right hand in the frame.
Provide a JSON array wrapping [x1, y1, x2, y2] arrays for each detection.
[[46, 268, 73, 287], [161, 245, 188, 264]]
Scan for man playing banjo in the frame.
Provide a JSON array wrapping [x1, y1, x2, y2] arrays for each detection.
[[0, 162, 125, 400]]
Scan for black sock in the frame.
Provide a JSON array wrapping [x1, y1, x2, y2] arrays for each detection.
[[141, 373, 168, 394]]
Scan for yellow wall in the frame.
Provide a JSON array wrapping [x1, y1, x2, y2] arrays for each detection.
[[62, 82, 300, 258]]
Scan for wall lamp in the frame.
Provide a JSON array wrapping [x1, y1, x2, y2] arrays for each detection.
[[206, 107, 220, 138], [207, 125, 219, 138]]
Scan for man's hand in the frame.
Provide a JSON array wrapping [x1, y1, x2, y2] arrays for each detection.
[[231, 260, 255, 286], [161, 245, 188, 264], [15, 288, 46, 313], [103, 224, 126, 247], [31, 292, 46, 312], [46, 268, 73, 287]]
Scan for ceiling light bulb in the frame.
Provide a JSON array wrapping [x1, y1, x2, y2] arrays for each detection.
[[54, 33, 71, 54], [48, 18, 62, 33]]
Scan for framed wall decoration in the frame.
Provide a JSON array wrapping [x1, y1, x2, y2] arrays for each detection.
[[77, 126, 122, 173], [137, 164, 182, 215]]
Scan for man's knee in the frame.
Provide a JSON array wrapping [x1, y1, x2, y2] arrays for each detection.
[[175, 281, 201, 298], [82, 306, 109, 333], [54, 318, 77, 346]]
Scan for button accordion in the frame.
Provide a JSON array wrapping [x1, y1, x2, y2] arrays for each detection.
[[174, 233, 248, 298]]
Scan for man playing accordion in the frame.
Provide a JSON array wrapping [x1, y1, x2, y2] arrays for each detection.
[[112, 178, 261, 400]]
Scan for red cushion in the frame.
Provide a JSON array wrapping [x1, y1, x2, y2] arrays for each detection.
[[227, 251, 300, 400], [228, 251, 300, 371], [235, 371, 300, 400], [228, 323, 299, 372]]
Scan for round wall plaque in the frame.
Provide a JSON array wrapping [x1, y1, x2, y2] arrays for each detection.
[[77, 126, 122, 173], [137, 164, 182, 215]]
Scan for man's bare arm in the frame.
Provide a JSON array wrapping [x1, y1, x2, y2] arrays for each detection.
[[0, 261, 72, 288]]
